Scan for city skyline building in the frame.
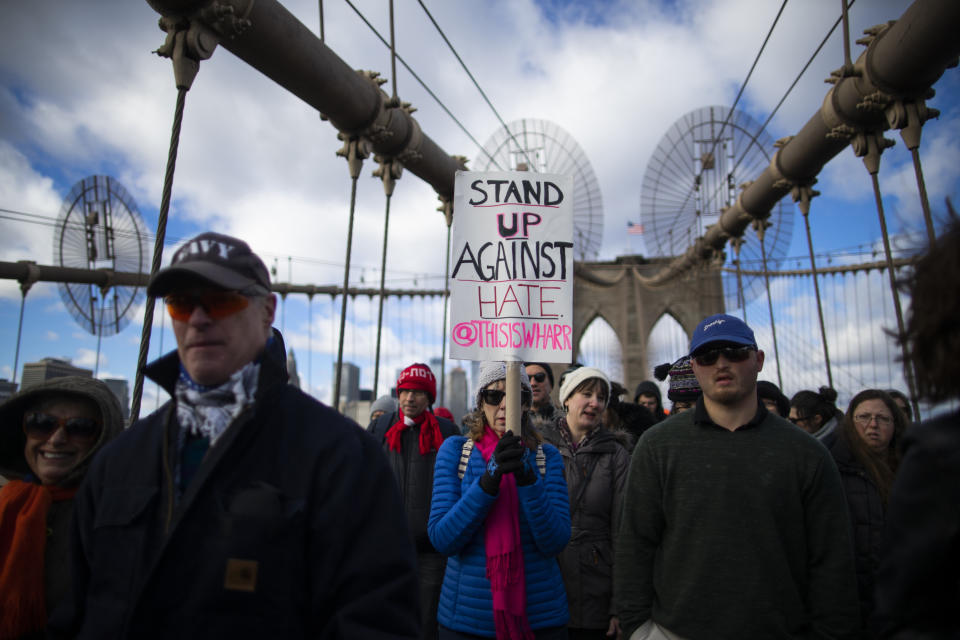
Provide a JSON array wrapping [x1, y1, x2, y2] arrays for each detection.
[[20, 358, 93, 391], [287, 348, 301, 389], [333, 361, 360, 406], [446, 366, 468, 424], [102, 377, 131, 422]]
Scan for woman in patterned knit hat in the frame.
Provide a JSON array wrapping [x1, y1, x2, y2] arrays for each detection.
[[654, 356, 702, 414]]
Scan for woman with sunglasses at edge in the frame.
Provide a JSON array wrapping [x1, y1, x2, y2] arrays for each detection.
[[0, 376, 123, 639], [428, 361, 571, 639], [538, 367, 629, 640], [789, 386, 843, 448], [827, 389, 905, 638]]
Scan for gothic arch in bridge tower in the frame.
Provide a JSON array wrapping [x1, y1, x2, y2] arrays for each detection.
[[571, 257, 725, 389], [578, 313, 624, 383]]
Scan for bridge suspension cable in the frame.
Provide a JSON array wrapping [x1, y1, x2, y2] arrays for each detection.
[[413, 0, 538, 171], [731, 0, 857, 176], [668, 0, 789, 242], [341, 0, 499, 168]]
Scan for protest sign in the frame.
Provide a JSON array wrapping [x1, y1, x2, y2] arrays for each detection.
[[448, 171, 574, 363]]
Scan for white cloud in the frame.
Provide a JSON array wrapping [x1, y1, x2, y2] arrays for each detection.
[[0, 0, 952, 414], [74, 348, 104, 369]]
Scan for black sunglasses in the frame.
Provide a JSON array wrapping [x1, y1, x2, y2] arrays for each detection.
[[529, 372, 547, 383], [481, 389, 532, 407], [23, 412, 101, 442], [693, 345, 756, 366]]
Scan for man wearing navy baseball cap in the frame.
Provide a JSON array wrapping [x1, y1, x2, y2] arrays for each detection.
[[615, 313, 859, 639]]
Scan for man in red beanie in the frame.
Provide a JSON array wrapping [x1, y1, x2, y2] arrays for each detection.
[[369, 363, 459, 639]]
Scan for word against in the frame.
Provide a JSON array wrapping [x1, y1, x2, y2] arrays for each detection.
[[452, 320, 573, 351], [451, 240, 573, 284]]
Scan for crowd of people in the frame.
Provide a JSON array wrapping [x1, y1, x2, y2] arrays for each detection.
[[0, 223, 956, 639]]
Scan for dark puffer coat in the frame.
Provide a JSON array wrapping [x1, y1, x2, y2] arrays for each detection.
[[829, 430, 885, 636], [369, 410, 460, 553], [541, 417, 631, 630]]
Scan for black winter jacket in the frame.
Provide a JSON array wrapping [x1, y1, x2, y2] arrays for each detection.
[[52, 331, 420, 639], [830, 431, 885, 636], [541, 418, 630, 630], [369, 410, 459, 553], [874, 411, 960, 639]]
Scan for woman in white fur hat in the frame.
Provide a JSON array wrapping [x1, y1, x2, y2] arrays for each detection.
[[540, 366, 630, 640], [428, 361, 571, 639]]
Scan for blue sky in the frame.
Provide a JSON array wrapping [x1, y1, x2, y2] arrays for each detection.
[[0, 0, 957, 416]]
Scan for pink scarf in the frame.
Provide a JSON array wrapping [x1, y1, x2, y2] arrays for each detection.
[[477, 425, 534, 640]]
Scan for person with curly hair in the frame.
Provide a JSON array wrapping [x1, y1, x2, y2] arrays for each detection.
[[874, 211, 960, 639]]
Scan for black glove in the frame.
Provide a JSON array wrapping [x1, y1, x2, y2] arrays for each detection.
[[515, 447, 537, 486], [479, 431, 524, 495]]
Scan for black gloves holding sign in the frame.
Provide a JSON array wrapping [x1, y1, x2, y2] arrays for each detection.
[[480, 431, 536, 494]]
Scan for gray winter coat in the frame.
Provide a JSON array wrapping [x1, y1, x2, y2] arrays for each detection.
[[541, 417, 631, 630]]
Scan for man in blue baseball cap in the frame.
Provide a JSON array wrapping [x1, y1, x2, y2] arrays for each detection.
[[616, 313, 859, 639]]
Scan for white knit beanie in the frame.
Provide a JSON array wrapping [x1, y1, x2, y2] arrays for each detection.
[[558, 366, 611, 409], [475, 361, 532, 409]]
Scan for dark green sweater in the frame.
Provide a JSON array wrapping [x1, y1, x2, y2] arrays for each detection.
[[614, 399, 860, 639]]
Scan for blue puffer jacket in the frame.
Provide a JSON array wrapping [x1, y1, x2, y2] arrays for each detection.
[[428, 435, 571, 636]]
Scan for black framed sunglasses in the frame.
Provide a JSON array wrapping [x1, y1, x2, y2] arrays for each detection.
[[529, 372, 547, 383], [693, 345, 756, 366], [481, 389, 533, 407], [23, 412, 101, 442]]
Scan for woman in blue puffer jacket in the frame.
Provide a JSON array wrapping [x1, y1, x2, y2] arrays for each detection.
[[428, 361, 571, 639]]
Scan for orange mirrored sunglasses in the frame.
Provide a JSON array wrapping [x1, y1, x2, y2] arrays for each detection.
[[164, 291, 251, 322]]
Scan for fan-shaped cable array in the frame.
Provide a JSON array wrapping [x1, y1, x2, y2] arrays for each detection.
[[53, 175, 149, 336], [473, 118, 604, 261], [640, 106, 793, 308]]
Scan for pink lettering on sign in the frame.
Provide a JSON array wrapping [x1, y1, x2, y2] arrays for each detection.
[[451, 320, 573, 352], [476, 284, 560, 319]]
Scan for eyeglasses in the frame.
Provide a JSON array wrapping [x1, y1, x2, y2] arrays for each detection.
[[692, 345, 755, 366], [481, 389, 532, 407], [529, 372, 547, 383], [853, 413, 893, 427], [24, 413, 100, 442], [164, 291, 251, 322], [789, 415, 812, 425]]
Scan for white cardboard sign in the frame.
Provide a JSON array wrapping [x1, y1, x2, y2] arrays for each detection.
[[448, 171, 574, 362]]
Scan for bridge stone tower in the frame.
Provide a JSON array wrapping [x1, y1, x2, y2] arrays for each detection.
[[570, 255, 725, 390]]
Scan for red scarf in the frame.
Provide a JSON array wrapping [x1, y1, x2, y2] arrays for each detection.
[[477, 425, 534, 640], [384, 409, 444, 455], [0, 480, 78, 639]]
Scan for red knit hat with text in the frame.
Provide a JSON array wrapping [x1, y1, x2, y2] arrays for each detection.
[[396, 363, 437, 405], [386, 363, 442, 456]]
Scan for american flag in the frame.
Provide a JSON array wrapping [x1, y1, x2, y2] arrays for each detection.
[[627, 221, 645, 235]]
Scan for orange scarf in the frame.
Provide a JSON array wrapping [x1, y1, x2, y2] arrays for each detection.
[[0, 480, 77, 640]]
